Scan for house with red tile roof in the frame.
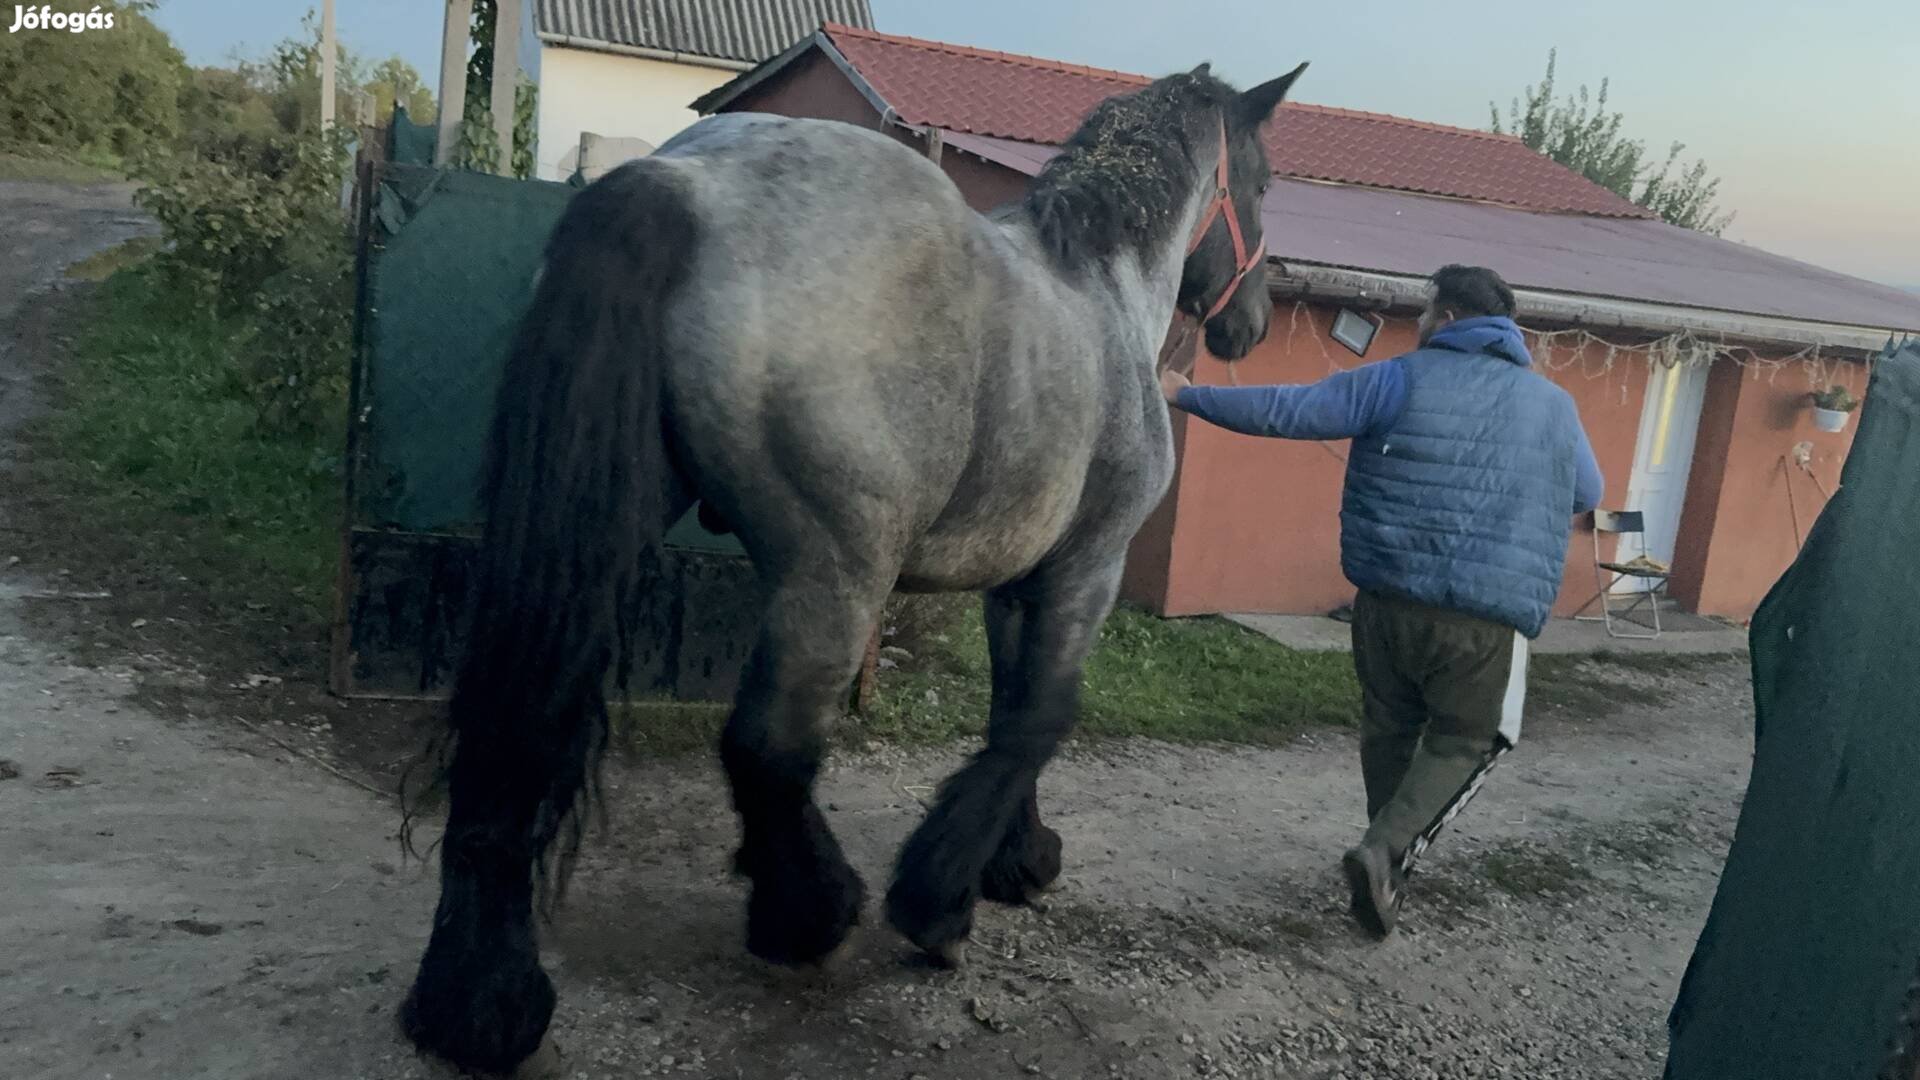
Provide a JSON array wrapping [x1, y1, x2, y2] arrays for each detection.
[[695, 25, 1920, 624]]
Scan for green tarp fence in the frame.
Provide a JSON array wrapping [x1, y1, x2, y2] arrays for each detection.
[[355, 164, 573, 530], [388, 105, 438, 168], [1666, 337, 1920, 1078], [337, 162, 754, 700]]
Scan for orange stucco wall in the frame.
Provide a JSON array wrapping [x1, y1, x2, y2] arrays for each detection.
[[1668, 359, 1859, 620], [1129, 302, 1865, 623]]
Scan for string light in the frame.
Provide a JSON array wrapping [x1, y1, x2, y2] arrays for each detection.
[[1214, 302, 1875, 466], [1254, 301, 1867, 395]]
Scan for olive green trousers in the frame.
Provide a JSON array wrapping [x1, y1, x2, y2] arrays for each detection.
[[1350, 590, 1526, 873]]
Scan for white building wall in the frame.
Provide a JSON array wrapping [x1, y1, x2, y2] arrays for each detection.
[[534, 44, 734, 181]]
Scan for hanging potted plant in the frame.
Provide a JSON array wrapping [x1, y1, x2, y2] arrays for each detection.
[[1810, 384, 1859, 432]]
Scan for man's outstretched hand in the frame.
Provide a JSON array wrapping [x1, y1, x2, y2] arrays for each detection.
[[1160, 366, 1191, 406]]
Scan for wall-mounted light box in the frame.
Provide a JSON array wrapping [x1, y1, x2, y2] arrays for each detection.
[[1331, 308, 1379, 357]]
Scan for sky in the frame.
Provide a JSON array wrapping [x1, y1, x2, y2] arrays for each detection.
[[152, 0, 1920, 288]]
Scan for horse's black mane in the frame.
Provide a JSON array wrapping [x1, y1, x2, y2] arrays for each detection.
[[1025, 71, 1237, 267]]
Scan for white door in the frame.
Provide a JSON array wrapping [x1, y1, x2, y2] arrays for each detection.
[[1614, 359, 1710, 592]]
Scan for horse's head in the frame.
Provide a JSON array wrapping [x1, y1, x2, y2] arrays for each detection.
[[1176, 62, 1307, 360]]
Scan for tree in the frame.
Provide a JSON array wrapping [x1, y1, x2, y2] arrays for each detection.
[[366, 57, 437, 125], [0, 0, 188, 159], [1492, 50, 1734, 236]]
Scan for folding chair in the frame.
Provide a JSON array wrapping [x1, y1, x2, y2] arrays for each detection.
[[1575, 510, 1670, 639]]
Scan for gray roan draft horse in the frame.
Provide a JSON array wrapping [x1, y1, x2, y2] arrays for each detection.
[[402, 59, 1308, 1074]]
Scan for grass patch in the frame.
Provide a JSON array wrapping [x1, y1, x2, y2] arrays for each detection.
[[612, 702, 728, 758], [0, 147, 123, 183], [856, 597, 1359, 747], [1270, 913, 1325, 942], [1585, 810, 1704, 869], [1590, 828, 1676, 868], [1529, 651, 1735, 716], [1413, 868, 1490, 910], [65, 235, 162, 282], [25, 266, 342, 630], [1477, 841, 1594, 898]]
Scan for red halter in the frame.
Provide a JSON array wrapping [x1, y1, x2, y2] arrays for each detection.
[[1184, 117, 1266, 322]]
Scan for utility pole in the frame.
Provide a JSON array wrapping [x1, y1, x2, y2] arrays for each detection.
[[319, 0, 337, 131], [435, 0, 474, 166]]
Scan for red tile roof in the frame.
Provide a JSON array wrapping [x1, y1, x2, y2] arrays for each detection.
[[817, 24, 1653, 219]]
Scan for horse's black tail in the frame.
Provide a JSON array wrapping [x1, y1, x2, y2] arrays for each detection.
[[440, 162, 700, 904]]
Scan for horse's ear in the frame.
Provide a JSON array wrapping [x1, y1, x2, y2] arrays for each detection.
[[1234, 62, 1308, 127], [1189, 62, 1212, 78]]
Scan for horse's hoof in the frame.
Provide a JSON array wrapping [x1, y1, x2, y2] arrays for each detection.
[[759, 934, 859, 984], [510, 1035, 563, 1080], [981, 822, 1063, 908], [908, 937, 966, 970], [423, 1034, 562, 1080], [743, 855, 866, 967], [885, 878, 977, 973], [401, 949, 555, 1077], [815, 934, 858, 970]]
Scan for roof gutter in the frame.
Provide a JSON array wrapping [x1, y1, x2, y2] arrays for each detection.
[[1270, 263, 1902, 354], [538, 32, 755, 72]]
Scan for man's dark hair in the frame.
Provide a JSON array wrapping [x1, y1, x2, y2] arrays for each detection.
[[1429, 264, 1516, 319]]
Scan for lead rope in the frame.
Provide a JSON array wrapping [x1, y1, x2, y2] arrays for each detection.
[[1156, 314, 1241, 386], [1157, 316, 1200, 379]]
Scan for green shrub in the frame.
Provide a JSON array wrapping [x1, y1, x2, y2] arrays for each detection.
[[131, 126, 353, 433], [133, 130, 349, 303], [246, 216, 354, 434], [129, 11, 366, 436]]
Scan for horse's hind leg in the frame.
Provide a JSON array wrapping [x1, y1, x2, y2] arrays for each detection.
[[402, 732, 561, 1072], [723, 574, 887, 965], [887, 560, 1120, 962]]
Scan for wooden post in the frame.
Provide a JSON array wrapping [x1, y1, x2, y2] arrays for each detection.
[[435, 0, 473, 166], [319, 0, 337, 130], [489, 0, 523, 175]]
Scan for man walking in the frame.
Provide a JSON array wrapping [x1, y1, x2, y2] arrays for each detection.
[[1162, 265, 1602, 937]]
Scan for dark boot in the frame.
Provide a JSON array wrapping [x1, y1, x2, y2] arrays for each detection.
[[1342, 843, 1403, 939]]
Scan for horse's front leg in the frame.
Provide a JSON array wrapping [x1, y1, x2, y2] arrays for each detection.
[[885, 560, 1120, 964], [976, 590, 1064, 908]]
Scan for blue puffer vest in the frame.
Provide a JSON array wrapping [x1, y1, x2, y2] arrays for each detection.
[[1340, 317, 1580, 638]]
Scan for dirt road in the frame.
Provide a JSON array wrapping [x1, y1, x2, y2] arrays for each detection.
[[0, 181, 1750, 1080]]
